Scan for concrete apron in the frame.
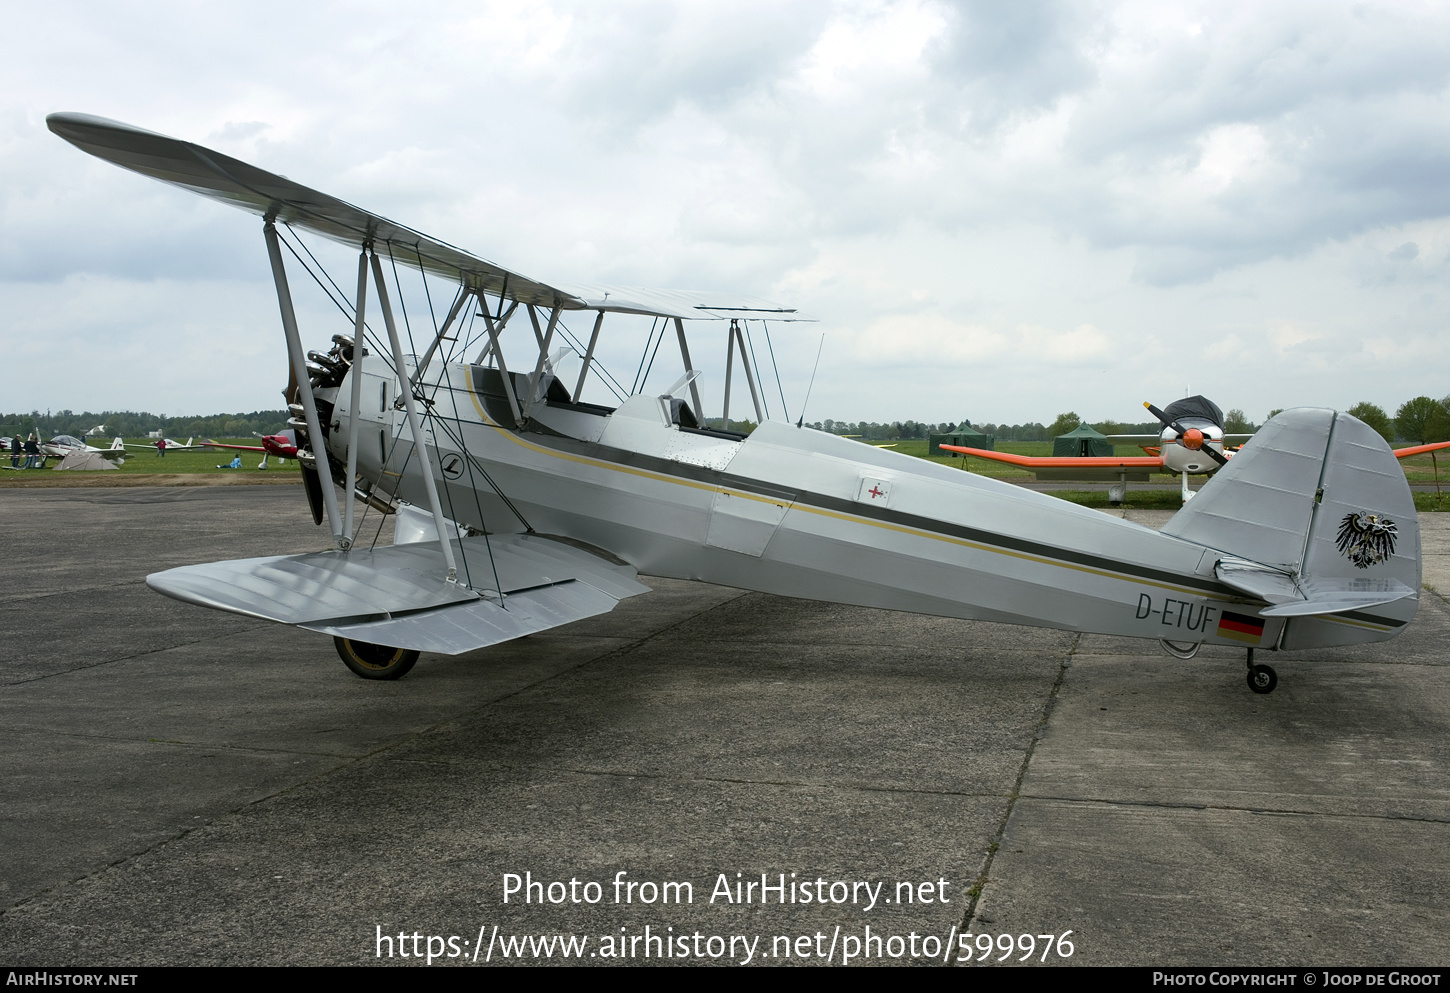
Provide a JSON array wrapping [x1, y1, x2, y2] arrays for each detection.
[[0, 488, 1446, 966]]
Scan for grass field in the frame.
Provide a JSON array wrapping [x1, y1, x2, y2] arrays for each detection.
[[8, 434, 1446, 510], [7, 440, 300, 476], [112, 440, 302, 475], [873, 437, 1449, 510]]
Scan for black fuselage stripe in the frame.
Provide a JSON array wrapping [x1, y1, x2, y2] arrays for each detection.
[[1338, 609, 1407, 628], [442, 397, 1243, 598], [414, 386, 1420, 623]]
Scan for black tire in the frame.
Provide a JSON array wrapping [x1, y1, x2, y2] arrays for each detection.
[[334, 637, 419, 680], [1246, 664, 1278, 695]]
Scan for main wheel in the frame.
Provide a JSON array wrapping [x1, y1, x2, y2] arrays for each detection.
[[1246, 664, 1278, 695], [334, 637, 419, 680]]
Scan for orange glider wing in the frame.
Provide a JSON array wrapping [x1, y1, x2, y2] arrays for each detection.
[[939, 445, 1164, 468], [1394, 441, 1450, 459]]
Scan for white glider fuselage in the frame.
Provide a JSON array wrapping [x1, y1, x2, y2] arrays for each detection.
[[323, 359, 1411, 655]]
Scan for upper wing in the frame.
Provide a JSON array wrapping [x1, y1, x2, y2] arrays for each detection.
[[939, 446, 1164, 469], [48, 112, 566, 308], [47, 113, 808, 321], [553, 282, 812, 321]]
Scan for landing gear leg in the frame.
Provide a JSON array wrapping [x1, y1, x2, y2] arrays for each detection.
[[1245, 647, 1277, 694]]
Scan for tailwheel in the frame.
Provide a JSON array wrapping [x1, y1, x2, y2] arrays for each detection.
[[1246, 664, 1277, 695], [334, 637, 419, 680]]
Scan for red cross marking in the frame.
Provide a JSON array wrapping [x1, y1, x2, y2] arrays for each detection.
[[868, 484, 884, 499]]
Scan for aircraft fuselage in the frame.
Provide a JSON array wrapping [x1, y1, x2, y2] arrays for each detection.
[[319, 358, 1408, 654]]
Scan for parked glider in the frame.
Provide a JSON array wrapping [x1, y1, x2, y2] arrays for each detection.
[[126, 436, 200, 453], [40, 435, 129, 463], [49, 112, 1431, 694], [945, 395, 1449, 503]]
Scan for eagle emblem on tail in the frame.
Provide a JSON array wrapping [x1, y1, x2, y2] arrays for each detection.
[[1336, 512, 1398, 569]]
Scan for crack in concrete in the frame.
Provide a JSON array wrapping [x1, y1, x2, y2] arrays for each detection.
[[1, 631, 269, 686], [957, 632, 1079, 948], [0, 725, 374, 759], [1012, 791, 1450, 825], [382, 758, 1021, 799], [0, 586, 753, 916], [0, 580, 153, 606]]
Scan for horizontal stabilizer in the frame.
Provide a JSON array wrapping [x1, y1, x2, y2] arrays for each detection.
[[1214, 558, 1300, 604], [148, 533, 650, 654], [1215, 557, 1417, 616], [1259, 578, 1416, 618]]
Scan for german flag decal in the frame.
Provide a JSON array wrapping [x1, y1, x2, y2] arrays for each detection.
[[1218, 610, 1265, 645]]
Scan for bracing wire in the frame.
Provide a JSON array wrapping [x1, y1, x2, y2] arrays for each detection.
[[631, 318, 660, 396], [275, 229, 365, 331], [742, 321, 771, 420], [796, 333, 825, 428], [434, 346, 507, 603], [551, 319, 627, 403], [415, 251, 440, 334], [415, 283, 507, 600], [283, 223, 358, 317], [762, 320, 791, 423], [639, 320, 666, 395], [266, 231, 572, 601], [386, 246, 419, 360]]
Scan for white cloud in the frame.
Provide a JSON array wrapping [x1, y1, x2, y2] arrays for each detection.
[[3, 0, 1450, 423]]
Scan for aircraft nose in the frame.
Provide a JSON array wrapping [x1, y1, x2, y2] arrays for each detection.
[[1182, 428, 1205, 450]]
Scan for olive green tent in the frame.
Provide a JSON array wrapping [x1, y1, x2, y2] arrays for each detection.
[[1052, 424, 1113, 457], [930, 426, 994, 456]]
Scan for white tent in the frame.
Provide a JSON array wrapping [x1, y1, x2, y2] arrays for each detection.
[[55, 450, 118, 471]]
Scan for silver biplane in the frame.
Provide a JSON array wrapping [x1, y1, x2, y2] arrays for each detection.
[[49, 113, 1426, 694]]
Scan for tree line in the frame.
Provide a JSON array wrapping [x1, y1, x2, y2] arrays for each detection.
[[1342, 398, 1450, 445], [809, 396, 1450, 444], [8, 395, 1446, 446]]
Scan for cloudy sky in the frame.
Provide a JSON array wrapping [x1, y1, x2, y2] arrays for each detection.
[[5, 0, 1450, 427]]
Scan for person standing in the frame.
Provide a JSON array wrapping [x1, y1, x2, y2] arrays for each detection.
[[23, 435, 40, 469], [9, 435, 21, 469], [156, 437, 167, 458]]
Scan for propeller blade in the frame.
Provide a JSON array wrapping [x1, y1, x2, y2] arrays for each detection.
[[1144, 401, 1188, 436]]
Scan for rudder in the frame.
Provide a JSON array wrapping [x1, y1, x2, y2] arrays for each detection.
[[1161, 408, 1419, 649]]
